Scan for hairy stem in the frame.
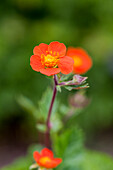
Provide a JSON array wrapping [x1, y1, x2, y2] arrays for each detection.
[[45, 75, 58, 148]]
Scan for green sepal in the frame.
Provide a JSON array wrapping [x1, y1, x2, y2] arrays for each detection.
[[56, 85, 62, 92], [64, 83, 89, 91]]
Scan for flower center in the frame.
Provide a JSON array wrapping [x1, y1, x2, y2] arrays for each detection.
[[40, 156, 51, 164], [41, 54, 59, 68], [73, 56, 82, 67]]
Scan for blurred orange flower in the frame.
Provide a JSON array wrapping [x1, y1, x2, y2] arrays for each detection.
[[33, 148, 62, 169], [67, 47, 92, 74], [30, 41, 74, 76]]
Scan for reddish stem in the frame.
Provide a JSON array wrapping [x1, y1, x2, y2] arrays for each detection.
[[45, 75, 58, 148]]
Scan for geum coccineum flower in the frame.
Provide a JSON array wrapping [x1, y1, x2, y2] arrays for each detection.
[[67, 47, 92, 74], [30, 41, 74, 76], [31, 148, 62, 169]]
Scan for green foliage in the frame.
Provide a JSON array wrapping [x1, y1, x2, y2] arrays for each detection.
[[83, 151, 113, 170], [38, 87, 54, 121], [64, 83, 89, 91], [54, 128, 85, 170], [18, 87, 56, 121], [17, 95, 39, 119], [17, 87, 63, 133]]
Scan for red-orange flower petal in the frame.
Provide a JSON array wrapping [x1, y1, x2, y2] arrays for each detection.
[[33, 43, 48, 56], [33, 148, 62, 169], [48, 41, 66, 57], [41, 148, 53, 158], [40, 68, 61, 76], [53, 158, 62, 166], [67, 47, 92, 74], [33, 151, 41, 163], [58, 56, 74, 74], [30, 55, 44, 71]]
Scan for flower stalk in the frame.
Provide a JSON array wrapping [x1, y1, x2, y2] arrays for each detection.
[[45, 75, 58, 148]]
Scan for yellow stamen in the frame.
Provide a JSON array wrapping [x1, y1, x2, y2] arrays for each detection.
[[41, 53, 59, 68]]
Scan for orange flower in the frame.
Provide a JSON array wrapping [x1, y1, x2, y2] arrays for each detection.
[[33, 148, 62, 169], [30, 41, 74, 76], [67, 47, 92, 74]]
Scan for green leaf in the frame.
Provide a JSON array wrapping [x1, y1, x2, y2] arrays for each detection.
[[51, 115, 63, 132], [64, 86, 73, 91], [38, 87, 59, 121], [56, 85, 62, 92], [54, 127, 85, 170], [58, 104, 70, 116], [36, 123, 46, 132], [17, 87, 59, 122], [64, 83, 89, 91], [17, 95, 39, 119], [38, 87, 52, 121]]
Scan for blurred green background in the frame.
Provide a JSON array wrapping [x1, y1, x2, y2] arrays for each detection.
[[0, 0, 113, 167]]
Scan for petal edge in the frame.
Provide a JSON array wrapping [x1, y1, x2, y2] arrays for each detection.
[[40, 68, 61, 76], [33, 43, 48, 56], [30, 55, 44, 72], [48, 41, 66, 57], [58, 56, 74, 74]]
